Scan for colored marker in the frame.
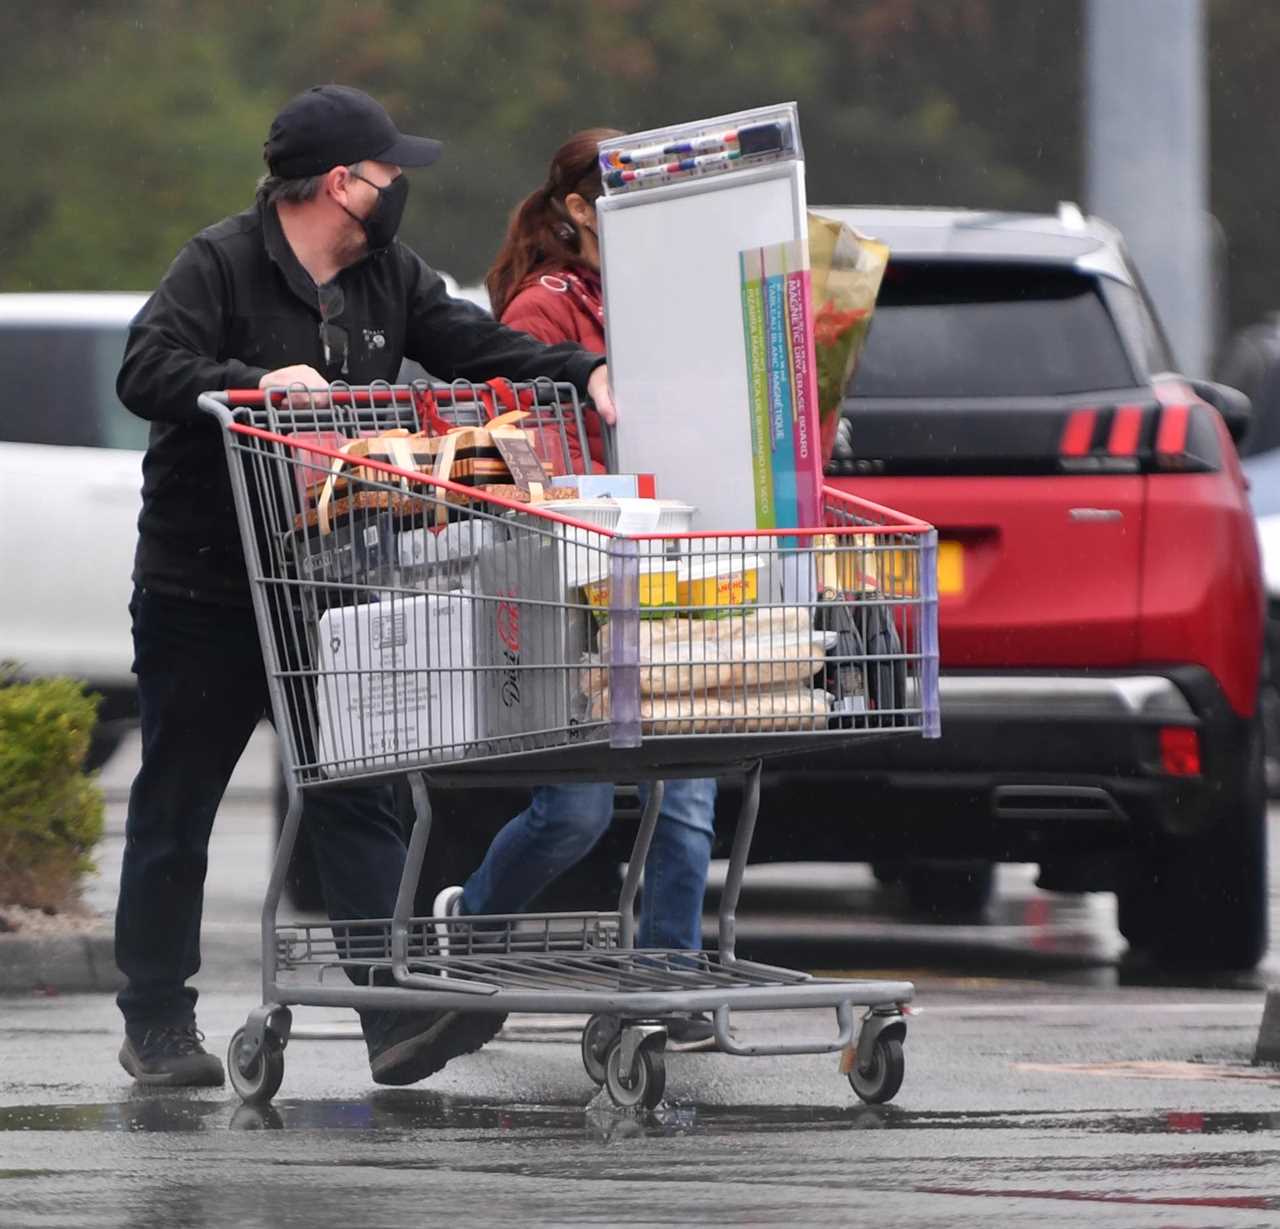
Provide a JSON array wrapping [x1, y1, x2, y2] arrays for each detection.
[[604, 148, 743, 190], [601, 121, 791, 176], [604, 130, 740, 169]]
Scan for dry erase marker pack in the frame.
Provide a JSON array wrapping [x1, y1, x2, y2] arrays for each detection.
[[598, 103, 801, 197]]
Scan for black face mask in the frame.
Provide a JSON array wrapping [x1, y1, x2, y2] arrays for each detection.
[[344, 171, 409, 252]]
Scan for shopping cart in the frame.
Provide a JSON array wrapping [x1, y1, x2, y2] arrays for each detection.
[[202, 380, 940, 1111]]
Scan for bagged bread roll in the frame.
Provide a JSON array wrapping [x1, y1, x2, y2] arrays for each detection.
[[595, 608, 829, 696], [593, 686, 833, 734]]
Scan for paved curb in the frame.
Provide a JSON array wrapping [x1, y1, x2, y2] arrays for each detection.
[[0, 931, 124, 995], [0, 927, 261, 996]]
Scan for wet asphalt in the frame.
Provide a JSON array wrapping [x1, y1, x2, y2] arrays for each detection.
[[3, 730, 1280, 1227]]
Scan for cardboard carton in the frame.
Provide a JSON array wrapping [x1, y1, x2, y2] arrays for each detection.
[[315, 592, 476, 775]]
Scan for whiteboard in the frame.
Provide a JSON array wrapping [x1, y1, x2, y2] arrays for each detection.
[[599, 162, 807, 530]]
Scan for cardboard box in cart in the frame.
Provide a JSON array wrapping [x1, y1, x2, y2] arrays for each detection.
[[315, 592, 476, 776], [475, 529, 603, 749]]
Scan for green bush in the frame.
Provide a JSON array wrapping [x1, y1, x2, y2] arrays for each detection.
[[0, 668, 105, 910]]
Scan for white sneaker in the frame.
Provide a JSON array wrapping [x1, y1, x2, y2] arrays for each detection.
[[432, 885, 465, 964]]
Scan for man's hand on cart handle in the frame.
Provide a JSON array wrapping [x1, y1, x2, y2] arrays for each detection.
[[588, 365, 617, 426], [259, 365, 331, 407]]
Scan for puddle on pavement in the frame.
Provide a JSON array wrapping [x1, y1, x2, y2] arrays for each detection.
[[3, 1095, 1280, 1140]]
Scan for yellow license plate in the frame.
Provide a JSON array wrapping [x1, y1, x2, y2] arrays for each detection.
[[819, 536, 963, 597], [937, 540, 964, 596]]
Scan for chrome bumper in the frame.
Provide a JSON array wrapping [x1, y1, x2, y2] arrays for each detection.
[[936, 674, 1194, 721]]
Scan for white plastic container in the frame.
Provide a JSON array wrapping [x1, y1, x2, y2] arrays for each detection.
[[677, 552, 766, 614], [550, 498, 696, 534]]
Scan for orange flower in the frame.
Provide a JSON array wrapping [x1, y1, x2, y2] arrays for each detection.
[[813, 301, 868, 347]]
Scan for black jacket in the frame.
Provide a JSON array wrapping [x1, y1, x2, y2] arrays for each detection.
[[118, 202, 603, 602]]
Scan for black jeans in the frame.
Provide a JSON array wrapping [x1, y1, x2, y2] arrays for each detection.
[[115, 588, 407, 1035]]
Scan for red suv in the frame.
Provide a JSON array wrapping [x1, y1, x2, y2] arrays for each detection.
[[760, 204, 1265, 970]]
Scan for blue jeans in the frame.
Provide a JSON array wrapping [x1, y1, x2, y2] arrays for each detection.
[[462, 778, 717, 951]]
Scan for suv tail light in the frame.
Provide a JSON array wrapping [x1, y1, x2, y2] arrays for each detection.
[[1060, 408, 1098, 458], [1058, 402, 1218, 474], [1059, 404, 1146, 473], [1107, 405, 1144, 455], [1152, 402, 1217, 472]]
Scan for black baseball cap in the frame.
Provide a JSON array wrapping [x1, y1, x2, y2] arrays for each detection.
[[264, 84, 443, 178]]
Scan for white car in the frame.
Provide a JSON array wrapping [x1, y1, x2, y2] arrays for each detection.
[[0, 293, 149, 766], [1256, 504, 1280, 597], [0, 280, 491, 776], [1241, 448, 1280, 793]]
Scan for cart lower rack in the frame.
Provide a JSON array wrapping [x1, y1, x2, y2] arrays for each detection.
[[204, 382, 939, 1110]]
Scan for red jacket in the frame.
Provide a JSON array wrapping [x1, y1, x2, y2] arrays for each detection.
[[501, 266, 606, 472]]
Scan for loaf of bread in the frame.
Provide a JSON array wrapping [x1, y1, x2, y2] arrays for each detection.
[[593, 608, 828, 696]]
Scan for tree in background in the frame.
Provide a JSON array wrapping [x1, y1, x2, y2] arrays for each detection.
[[3, 0, 1274, 338], [0, 0, 1079, 293]]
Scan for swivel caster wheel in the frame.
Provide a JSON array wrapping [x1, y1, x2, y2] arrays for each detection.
[[848, 1035, 904, 1105], [581, 1013, 621, 1086], [604, 1036, 666, 1110], [228, 1026, 286, 1106]]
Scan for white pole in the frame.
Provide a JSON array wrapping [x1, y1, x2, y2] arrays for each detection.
[[1085, 0, 1211, 375]]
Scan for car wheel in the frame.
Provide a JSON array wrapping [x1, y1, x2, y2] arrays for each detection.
[[1120, 713, 1268, 970], [1115, 879, 1159, 951], [903, 860, 995, 916]]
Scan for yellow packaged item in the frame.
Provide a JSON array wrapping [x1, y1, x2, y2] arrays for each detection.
[[677, 554, 762, 615], [581, 561, 679, 619]]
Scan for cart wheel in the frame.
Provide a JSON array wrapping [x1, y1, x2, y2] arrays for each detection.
[[604, 1038, 666, 1110], [848, 1036, 904, 1105], [581, 1014, 621, 1086], [228, 1026, 286, 1107]]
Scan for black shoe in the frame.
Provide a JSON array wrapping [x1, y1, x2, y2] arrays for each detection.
[[119, 1023, 225, 1087], [365, 1009, 508, 1086], [665, 1013, 718, 1052]]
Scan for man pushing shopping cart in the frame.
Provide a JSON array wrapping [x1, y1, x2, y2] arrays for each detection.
[[113, 83, 615, 1090]]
